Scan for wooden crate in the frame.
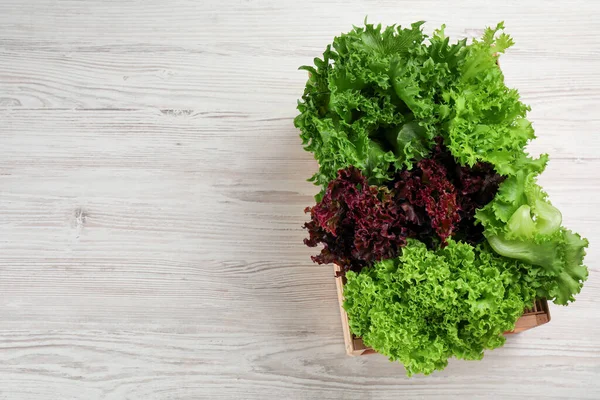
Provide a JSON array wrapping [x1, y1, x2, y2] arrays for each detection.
[[334, 264, 551, 356]]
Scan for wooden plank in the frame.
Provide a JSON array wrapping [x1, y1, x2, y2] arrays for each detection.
[[334, 264, 355, 356]]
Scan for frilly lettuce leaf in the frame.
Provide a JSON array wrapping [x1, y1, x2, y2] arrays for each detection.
[[475, 156, 589, 305], [295, 21, 468, 193], [443, 22, 535, 173], [343, 239, 537, 376]]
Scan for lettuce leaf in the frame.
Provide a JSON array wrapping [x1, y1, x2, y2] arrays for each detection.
[[343, 239, 537, 376], [475, 156, 589, 305], [443, 23, 535, 173], [295, 22, 468, 192]]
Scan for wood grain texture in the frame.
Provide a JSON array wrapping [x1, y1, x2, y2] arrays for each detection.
[[0, 0, 599, 398]]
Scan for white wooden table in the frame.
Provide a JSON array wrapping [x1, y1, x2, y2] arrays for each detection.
[[1, 1, 599, 398]]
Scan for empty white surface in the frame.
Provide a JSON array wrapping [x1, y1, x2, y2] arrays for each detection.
[[1, 1, 599, 398]]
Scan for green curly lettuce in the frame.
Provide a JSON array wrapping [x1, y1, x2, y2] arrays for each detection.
[[443, 22, 535, 173], [475, 156, 589, 305], [295, 21, 468, 194], [343, 239, 537, 376]]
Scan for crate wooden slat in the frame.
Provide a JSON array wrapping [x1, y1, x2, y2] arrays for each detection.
[[507, 298, 551, 334], [334, 264, 551, 356]]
